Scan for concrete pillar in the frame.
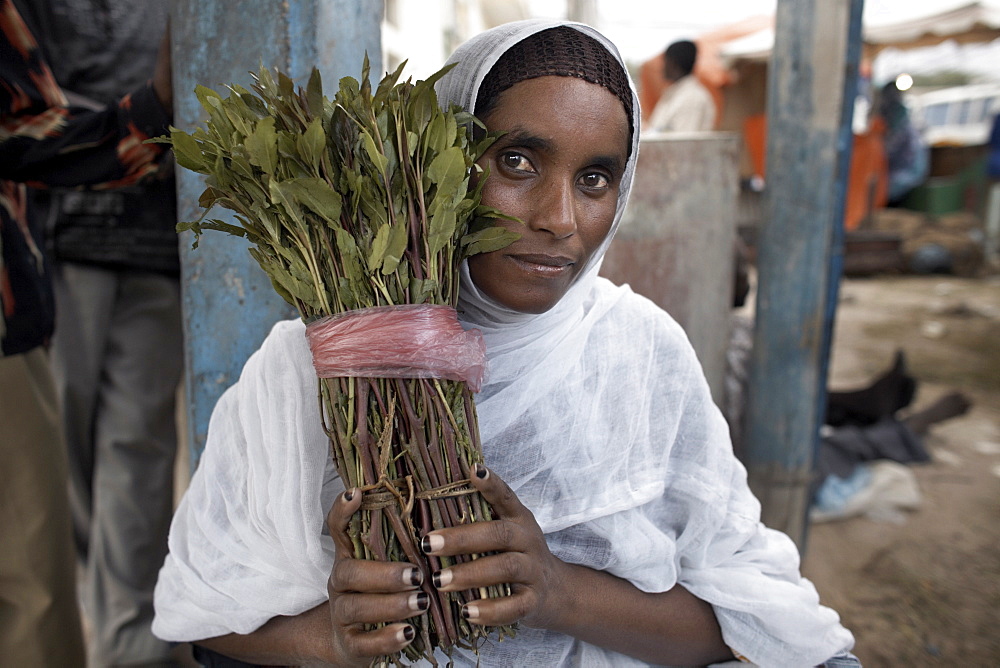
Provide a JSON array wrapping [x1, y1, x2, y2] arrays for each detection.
[[171, 1, 382, 464], [601, 133, 740, 402], [744, 0, 863, 549]]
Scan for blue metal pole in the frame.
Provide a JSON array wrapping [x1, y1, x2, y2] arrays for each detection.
[[171, 0, 382, 467], [744, 0, 865, 549]]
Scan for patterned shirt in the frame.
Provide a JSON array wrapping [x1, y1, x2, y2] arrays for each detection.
[[0, 0, 170, 355]]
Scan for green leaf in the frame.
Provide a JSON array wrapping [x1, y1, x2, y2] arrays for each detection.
[[367, 223, 391, 271], [332, 226, 365, 284], [337, 75, 360, 103], [194, 85, 223, 112], [277, 71, 295, 98], [382, 222, 408, 275], [298, 118, 326, 171], [283, 178, 343, 225], [201, 218, 250, 237], [197, 187, 224, 209], [267, 262, 320, 308], [409, 277, 439, 303], [424, 112, 446, 155], [306, 67, 324, 116], [240, 92, 268, 118], [427, 206, 456, 256], [461, 225, 521, 257], [361, 130, 388, 174], [229, 153, 255, 179], [374, 59, 406, 106], [444, 113, 457, 149], [246, 117, 278, 174], [268, 180, 305, 227], [170, 129, 207, 172], [426, 146, 465, 195], [409, 85, 434, 128]]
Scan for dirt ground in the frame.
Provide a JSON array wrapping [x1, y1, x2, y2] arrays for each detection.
[[801, 273, 1000, 667]]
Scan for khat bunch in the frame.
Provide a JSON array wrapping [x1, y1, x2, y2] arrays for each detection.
[[162, 57, 520, 666]]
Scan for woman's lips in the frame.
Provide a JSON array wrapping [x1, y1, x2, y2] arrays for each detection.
[[507, 253, 575, 276]]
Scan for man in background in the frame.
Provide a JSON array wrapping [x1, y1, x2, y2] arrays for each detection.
[[875, 79, 929, 205], [15, 1, 184, 665], [646, 39, 716, 133], [0, 0, 173, 664]]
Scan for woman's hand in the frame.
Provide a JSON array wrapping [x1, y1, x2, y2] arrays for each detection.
[[420, 466, 732, 665], [420, 464, 571, 630], [324, 489, 429, 665]]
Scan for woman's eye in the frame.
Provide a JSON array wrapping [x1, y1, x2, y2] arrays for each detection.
[[579, 172, 610, 189], [500, 152, 533, 172]]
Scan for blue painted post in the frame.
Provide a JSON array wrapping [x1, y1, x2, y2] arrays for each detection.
[[743, 0, 864, 549], [171, 1, 382, 466]]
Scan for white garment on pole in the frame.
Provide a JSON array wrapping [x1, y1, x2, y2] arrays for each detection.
[[153, 19, 854, 667], [646, 75, 717, 133]]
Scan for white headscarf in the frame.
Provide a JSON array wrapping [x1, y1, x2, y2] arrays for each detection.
[[154, 20, 854, 667]]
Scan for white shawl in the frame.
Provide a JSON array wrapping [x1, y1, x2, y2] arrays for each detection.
[[153, 19, 854, 667]]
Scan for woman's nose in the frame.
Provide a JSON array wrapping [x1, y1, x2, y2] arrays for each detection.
[[527, 178, 576, 238]]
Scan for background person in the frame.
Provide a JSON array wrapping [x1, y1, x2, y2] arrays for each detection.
[[645, 39, 716, 133], [874, 79, 929, 205], [16, 2, 184, 664], [0, 1, 173, 665]]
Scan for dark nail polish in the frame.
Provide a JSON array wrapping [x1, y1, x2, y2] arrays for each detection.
[[403, 625, 415, 641], [416, 592, 429, 610], [343, 489, 354, 502], [432, 570, 442, 588], [409, 567, 422, 587], [475, 464, 488, 479], [461, 606, 471, 619], [421, 535, 432, 553]]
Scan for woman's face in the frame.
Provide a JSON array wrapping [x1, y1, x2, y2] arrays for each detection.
[[470, 75, 630, 314]]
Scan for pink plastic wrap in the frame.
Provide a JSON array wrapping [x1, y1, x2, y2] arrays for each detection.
[[304, 304, 487, 392]]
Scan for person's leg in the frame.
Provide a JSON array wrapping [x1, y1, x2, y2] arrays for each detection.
[[50, 261, 117, 559], [86, 271, 183, 665], [0, 348, 86, 666], [902, 391, 972, 436]]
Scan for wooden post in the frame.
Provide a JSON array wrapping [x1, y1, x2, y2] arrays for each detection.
[[171, 1, 382, 465], [744, 0, 864, 549]]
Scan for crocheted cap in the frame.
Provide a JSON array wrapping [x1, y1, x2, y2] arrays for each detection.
[[475, 26, 634, 148]]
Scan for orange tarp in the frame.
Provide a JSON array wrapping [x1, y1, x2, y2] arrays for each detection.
[[743, 114, 889, 231]]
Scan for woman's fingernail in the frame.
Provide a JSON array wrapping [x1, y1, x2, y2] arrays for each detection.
[[343, 488, 355, 502], [404, 567, 422, 587], [408, 591, 429, 612], [421, 533, 444, 554], [462, 603, 479, 620], [474, 464, 489, 479], [398, 624, 415, 643], [432, 569, 453, 589]]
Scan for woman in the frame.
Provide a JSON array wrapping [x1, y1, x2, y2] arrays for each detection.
[[153, 20, 856, 667]]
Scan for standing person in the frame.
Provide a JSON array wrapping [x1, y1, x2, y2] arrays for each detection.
[[984, 113, 1000, 261], [645, 39, 716, 133], [0, 1, 173, 665], [16, 2, 184, 665], [153, 20, 857, 667], [875, 79, 929, 205]]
